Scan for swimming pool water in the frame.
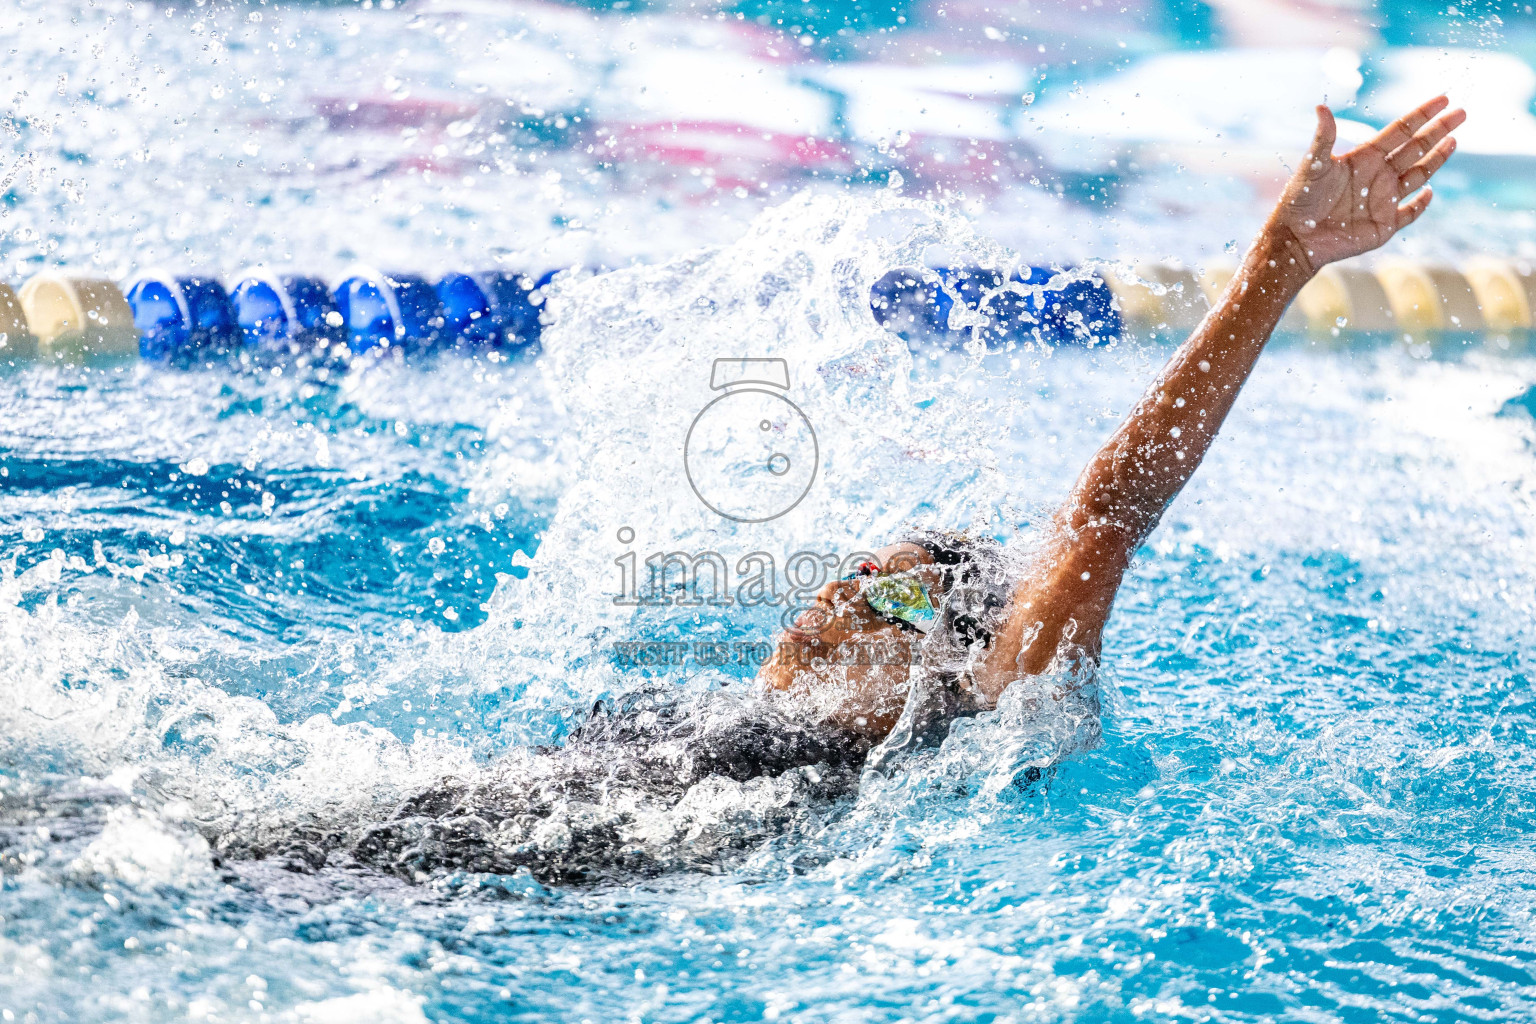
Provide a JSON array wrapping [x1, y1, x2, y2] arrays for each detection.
[[5, 0, 1536, 1015], [3, 298, 1534, 1020]]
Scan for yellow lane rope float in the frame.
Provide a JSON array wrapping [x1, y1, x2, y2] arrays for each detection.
[[16, 274, 140, 363]]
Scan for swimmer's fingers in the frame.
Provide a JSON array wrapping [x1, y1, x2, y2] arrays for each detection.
[[1387, 108, 1466, 175], [1368, 95, 1450, 156], [1304, 104, 1338, 167], [1399, 135, 1457, 195], [1394, 187, 1434, 231]]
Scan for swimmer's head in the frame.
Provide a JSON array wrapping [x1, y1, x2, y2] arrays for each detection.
[[756, 532, 1010, 736]]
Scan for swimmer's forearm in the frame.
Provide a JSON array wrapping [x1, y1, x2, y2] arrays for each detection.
[[1064, 224, 1312, 541]]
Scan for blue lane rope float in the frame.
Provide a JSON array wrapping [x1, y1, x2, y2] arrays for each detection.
[[125, 274, 241, 360], [1022, 266, 1121, 346], [436, 272, 500, 347], [230, 272, 347, 357], [869, 264, 1123, 348], [332, 268, 447, 354], [869, 268, 946, 339], [123, 276, 189, 360], [4, 259, 1531, 366], [435, 271, 543, 350], [481, 272, 544, 348], [328, 269, 546, 354]]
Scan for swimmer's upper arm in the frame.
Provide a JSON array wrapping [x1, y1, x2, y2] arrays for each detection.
[[997, 516, 1134, 679]]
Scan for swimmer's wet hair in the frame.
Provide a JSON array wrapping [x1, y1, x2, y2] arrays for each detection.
[[902, 529, 1010, 650]]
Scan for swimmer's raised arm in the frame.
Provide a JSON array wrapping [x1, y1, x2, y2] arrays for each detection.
[[994, 97, 1464, 682]]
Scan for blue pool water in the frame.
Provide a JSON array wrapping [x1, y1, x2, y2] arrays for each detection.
[[3, 195, 1536, 1021], [6, 0, 1536, 1019]]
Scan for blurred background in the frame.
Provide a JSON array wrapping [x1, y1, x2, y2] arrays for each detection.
[[3, 0, 1535, 279]]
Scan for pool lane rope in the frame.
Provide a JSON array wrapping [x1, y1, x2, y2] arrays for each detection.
[[2, 259, 1532, 364]]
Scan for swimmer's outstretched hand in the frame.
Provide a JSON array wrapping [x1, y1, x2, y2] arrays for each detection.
[[1272, 96, 1465, 274]]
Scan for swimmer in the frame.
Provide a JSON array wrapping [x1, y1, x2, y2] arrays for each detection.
[[339, 98, 1463, 882], [759, 96, 1466, 767]]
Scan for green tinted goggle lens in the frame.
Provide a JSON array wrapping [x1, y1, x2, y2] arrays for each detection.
[[860, 574, 937, 633]]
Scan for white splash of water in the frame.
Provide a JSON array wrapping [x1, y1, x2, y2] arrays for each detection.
[[69, 806, 213, 888], [476, 189, 1078, 704], [0, 190, 1107, 873]]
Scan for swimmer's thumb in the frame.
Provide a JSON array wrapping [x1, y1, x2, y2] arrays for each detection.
[[1308, 104, 1338, 163]]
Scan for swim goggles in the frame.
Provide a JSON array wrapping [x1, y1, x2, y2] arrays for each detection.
[[849, 561, 937, 634]]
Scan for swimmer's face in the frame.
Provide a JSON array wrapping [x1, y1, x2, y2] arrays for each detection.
[[756, 542, 942, 736]]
